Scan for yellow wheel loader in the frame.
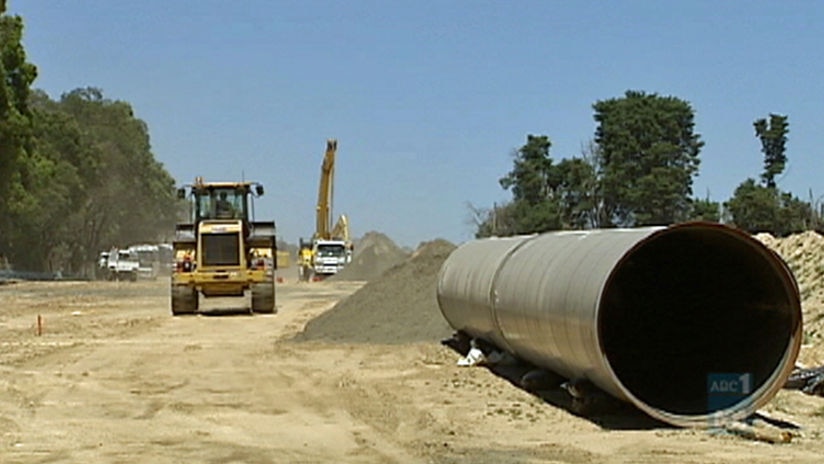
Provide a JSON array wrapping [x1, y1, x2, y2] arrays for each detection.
[[171, 177, 276, 315]]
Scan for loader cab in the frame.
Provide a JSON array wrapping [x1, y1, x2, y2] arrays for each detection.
[[176, 181, 264, 224], [197, 187, 247, 221]]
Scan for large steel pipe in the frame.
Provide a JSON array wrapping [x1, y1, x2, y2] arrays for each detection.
[[437, 222, 802, 427]]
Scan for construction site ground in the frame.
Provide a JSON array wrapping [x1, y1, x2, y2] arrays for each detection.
[[2, 275, 824, 463]]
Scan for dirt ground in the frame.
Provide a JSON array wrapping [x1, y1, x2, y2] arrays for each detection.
[[1, 276, 823, 464]]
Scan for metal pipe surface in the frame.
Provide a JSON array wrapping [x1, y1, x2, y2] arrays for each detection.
[[437, 222, 802, 427]]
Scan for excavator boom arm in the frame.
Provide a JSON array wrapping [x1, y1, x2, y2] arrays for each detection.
[[331, 214, 350, 243], [315, 139, 337, 240]]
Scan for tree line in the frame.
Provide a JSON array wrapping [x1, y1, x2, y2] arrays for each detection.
[[1, 3, 178, 275], [473, 91, 822, 238]]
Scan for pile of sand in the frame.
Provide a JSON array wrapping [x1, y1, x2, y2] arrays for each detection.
[[331, 231, 409, 281], [755, 231, 824, 362], [296, 239, 456, 344]]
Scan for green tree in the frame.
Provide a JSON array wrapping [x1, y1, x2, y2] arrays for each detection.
[[689, 197, 720, 222], [777, 192, 813, 235], [468, 202, 519, 238], [54, 88, 179, 273], [499, 135, 553, 205], [11, 90, 91, 271], [725, 179, 778, 233], [548, 157, 598, 229], [475, 134, 600, 237], [753, 114, 789, 189], [0, 1, 38, 257], [726, 114, 812, 236], [593, 90, 703, 226], [0, 6, 178, 273], [724, 179, 810, 236], [1, 87, 179, 274], [498, 135, 563, 234]]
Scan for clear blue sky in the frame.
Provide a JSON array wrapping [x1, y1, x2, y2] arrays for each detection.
[[9, 0, 824, 247]]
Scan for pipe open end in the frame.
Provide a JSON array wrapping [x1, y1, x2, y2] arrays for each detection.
[[599, 223, 802, 424]]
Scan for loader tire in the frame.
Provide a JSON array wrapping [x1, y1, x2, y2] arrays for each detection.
[[171, 284, 198, 316], [251, 281, 276, 314]]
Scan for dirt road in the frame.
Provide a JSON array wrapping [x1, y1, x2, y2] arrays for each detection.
[[2, 279, 824, 463]]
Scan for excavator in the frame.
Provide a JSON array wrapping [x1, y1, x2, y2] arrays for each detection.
[[298, 139, 352, 281]]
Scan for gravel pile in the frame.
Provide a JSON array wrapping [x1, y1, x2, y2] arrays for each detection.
[[331, 231, 409, 282], [297, 239, 456, 344], [755, 231, 824, 363]]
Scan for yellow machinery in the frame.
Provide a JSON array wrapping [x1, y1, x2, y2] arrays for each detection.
[[297, 243, 313, 281], [171, 177, 276, 315], [275, 250, 291, 268], [300, 140, 352, 280], [316, 139, 337, 240]]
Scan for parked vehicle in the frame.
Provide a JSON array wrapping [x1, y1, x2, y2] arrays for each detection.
[[105, 249, 139, 281]]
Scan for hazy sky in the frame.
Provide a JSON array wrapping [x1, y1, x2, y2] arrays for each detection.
[[9, 1, 824, 247]]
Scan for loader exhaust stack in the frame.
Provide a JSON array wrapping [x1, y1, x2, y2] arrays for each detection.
[[437, 222, 801, 427]]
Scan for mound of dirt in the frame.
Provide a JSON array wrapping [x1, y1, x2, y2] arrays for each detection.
[[755, 231, 824, 363], [297, 239, 456, 344], [331, 231, 409, 281]]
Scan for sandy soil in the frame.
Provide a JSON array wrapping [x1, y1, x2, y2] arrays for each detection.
[[2, 278, 824, 464]]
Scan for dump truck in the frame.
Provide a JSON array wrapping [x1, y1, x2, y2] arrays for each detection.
[[171, 177, 276, 315]]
